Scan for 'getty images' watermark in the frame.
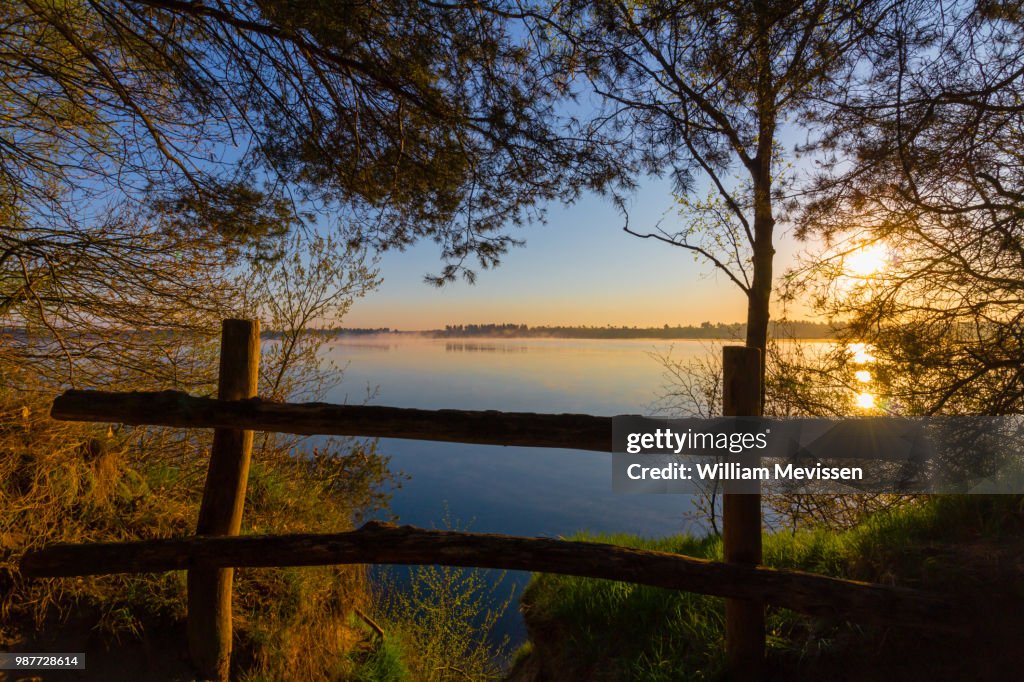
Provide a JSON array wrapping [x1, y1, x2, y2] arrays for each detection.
[[612, 416, 1024, 494]]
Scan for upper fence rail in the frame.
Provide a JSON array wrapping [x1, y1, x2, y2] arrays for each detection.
[[51, 388, 613, 451]]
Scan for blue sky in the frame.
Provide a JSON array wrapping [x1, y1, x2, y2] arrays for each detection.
[[344, 176, 809, 330]]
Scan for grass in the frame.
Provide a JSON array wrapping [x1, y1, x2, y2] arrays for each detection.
[[515, 495, 1024, 681], [0, 386, 513, 681], [351, 634, 408, 681], [0, 388, 396, 680]]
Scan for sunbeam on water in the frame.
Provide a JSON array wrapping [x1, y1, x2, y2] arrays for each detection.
[[848, 342, 876, 364], [855, 392, 876, 409]]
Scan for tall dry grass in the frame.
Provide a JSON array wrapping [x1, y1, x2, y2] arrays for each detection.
[[0, 384, 395, 679]]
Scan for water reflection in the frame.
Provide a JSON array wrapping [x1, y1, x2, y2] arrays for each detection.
[[445, 342, 529, 353], [335, 342, 397, 351], [855, 392, 876, 409], [848, 342, 876, 364], [848, 342, 877, 410]]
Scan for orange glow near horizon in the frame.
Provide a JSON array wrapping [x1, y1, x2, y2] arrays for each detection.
[[343, 290, 760, 330]]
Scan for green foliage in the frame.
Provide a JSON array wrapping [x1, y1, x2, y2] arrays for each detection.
[[517, 496, 1024, 681], [366, 508, 513, 682], [519, 533, 728, 681], [0, 0, 605, 294], [351, 634, 409, 682], [372, 562, 513, 682]]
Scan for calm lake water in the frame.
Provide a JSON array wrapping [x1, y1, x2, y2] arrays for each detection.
[[318, 335, 727, 647], [322, 335, 717, 537]]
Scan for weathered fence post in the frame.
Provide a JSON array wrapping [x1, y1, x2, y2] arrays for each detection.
[[722, 345, 764, 680], [187, 319, 260, 681]]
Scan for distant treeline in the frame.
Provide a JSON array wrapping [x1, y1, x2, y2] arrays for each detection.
[[6, 324, 836, 341], [427, 321, 838, 339]]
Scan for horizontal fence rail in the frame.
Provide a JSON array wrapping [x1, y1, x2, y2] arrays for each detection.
[[51, 389, 613, 451], [19, 521, 961, 633]]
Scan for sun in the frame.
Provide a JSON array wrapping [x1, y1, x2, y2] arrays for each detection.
[[845, 242, 889, 277]]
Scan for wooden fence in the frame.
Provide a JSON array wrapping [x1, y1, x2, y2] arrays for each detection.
[[19, 320, 961, 681]]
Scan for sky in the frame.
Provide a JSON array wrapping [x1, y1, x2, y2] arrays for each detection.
[[343, 176, 811, 331]]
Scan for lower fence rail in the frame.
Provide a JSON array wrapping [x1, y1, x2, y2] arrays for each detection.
[[20, 520, 962, 633]]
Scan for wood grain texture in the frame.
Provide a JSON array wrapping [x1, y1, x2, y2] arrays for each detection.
[[188, 319, 259, 682], [20, 521, 963, 633], [51, 389, 615, 451], [722, 345, 765, 680]]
